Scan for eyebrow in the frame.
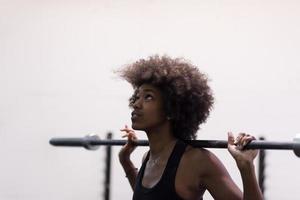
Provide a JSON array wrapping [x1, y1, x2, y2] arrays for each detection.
[[136, 88, 156, 95], [142, 88, 156, 93]]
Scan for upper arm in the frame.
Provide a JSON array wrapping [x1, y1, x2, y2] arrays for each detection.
[[201, 150, 242, 200]]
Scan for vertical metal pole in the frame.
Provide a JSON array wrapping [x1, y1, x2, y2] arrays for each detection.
[[258, 136, 266, 198], [104, 132, 112, 200]]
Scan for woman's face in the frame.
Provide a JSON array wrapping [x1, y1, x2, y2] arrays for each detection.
[[130, 83, 168, 131]]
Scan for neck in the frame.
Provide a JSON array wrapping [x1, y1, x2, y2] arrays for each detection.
[[145, 122, 177, 158]]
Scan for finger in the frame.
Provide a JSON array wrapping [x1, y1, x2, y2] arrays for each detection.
[[128, 134, 135, 142], [120, 129, 134, 134], [121, 132, 135, 138], [121, 131, 132, 137], [120, 128, 131, 131], [122, 132, 137, 143], [129, 133, 137, 141], [120, 128, 135, 133], [235, 133, 246, 144], [227, 132, 235, 145], [227, 132, 243, 151], [240, 135, 255, 147], [128, 131, 137, 138], [231, 133, 247, 150], [122, 130, 135, 134], [120, 124, 130, 131], [127, 135, 138, 145]]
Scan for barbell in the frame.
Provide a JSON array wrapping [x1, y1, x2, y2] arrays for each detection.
[[49, 134, 300, 158]]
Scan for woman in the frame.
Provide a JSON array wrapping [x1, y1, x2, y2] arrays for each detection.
[[117, 55, 263, 200]]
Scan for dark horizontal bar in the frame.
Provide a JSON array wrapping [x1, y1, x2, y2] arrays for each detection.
[[49, 137, 299, 150], [50, 138, 87, 147]]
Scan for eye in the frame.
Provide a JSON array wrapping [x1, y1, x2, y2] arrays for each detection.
[[144, 94, 153, 101]]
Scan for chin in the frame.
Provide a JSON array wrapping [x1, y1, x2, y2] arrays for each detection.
[[131, 122, 144, 131], [131, 124, 142, 130]]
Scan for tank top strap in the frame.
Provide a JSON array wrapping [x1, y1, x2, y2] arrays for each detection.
[[133, 140, 188, 200], [139, 140, 187, 175], [166, 139, 187, 167]]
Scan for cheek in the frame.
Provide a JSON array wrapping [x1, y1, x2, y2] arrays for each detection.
[[147, 107, 166, 121]]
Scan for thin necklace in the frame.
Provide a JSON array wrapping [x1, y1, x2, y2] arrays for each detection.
[[148, 140, 176, 166], [148, 157, 162, 166]]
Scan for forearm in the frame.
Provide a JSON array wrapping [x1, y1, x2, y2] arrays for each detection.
[[238, 161, 263, 200], [120, 159, 138, 191]]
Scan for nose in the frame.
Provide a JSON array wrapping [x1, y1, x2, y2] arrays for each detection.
[[132, 98, 142, 109]]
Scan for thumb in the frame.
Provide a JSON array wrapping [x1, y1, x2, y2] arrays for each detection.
[[227, 132, 235, 145]]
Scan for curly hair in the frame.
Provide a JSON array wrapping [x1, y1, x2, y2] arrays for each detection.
[[118, 55, 214, 140]]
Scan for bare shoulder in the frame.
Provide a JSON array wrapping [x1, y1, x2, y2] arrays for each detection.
[[176, 145, 227, 195], [183, 145, 220, 163], [182, 145, 226, 176], [180, 145, 242, 199]]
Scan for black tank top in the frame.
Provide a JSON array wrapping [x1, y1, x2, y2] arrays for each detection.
[[132, 140, 191, 200]]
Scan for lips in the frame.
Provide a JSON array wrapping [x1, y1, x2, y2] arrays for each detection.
[[131, 110, 142, 120]]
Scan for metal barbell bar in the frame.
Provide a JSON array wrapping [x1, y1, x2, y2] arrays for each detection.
[[49, 134, 300, 157]]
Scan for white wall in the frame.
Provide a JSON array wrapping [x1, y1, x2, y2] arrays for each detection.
[[0, 0, 299, 199]]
